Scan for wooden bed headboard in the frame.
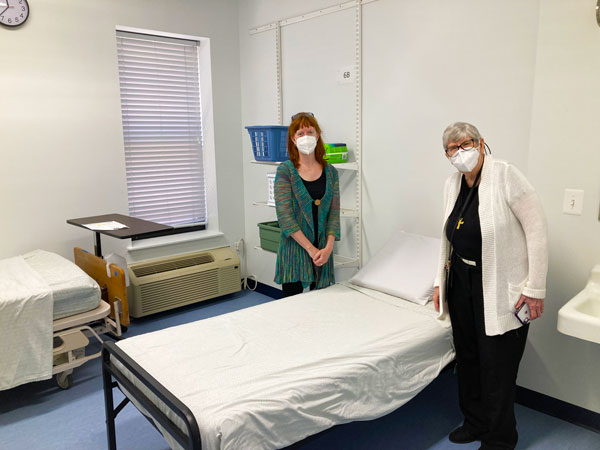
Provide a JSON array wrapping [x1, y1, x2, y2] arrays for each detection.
[[74, 247, 130, 327]]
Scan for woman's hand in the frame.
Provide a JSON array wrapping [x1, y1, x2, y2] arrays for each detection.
[[312, 244, 333, 267], [433, 286, 440, 312], [290, 231, 319, 259], [515, 294, 545, 321]]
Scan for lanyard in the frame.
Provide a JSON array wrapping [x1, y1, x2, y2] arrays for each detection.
[[447, 165, 482, 252]]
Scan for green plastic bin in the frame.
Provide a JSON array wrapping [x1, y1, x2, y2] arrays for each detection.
[[258, 221, 281, 252]]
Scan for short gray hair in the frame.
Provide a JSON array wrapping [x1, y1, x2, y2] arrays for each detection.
[[442, 122, 482, 149]]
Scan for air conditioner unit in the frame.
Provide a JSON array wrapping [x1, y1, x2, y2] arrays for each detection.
[[127, 247, 241, 318]]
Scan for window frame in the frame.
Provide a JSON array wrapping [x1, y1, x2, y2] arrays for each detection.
[[115, 26, 219, 244]]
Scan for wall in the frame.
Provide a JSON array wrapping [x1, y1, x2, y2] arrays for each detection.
[[238, 0, 600, 415], [361, 0, 539, 251], [0, 0, 244, 262], [2, 0, 598, 417], [517, 0, 600, 414], [238, 0, 539, 286]]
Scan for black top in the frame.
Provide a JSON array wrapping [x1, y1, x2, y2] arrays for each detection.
[[445, 175, 482, 262], [302, 169, 326, 247]]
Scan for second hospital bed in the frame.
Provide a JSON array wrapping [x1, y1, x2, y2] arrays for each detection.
[[102, 232, 455, 450], [0, 247, 128, 390]]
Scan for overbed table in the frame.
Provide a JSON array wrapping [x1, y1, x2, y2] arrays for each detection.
[[67, 213, 173, 258]]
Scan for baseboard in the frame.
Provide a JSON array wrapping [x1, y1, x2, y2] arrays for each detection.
[[255, 282, 283, 299], [516, 386, 600, 433]]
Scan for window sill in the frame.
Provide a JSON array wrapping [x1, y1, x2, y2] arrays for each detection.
[[127, 230, 224, 253]]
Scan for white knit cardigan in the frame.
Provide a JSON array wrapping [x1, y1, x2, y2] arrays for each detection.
[[434, 156, 548, 336]]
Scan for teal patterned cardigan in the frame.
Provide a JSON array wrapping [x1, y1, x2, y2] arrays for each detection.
[[274, 160, 341, 288]]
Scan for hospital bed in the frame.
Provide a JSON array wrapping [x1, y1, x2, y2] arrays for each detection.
[[0, 247, 128, 391], [101, 232, 454, 450], [52, 247, 129, 389]]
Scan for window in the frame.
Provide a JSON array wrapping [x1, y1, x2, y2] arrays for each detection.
[[116, 30, 207, 231]]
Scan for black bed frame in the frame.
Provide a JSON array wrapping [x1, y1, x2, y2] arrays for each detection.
[[102, 341, 202, 450], [102, 339, 458, 450]]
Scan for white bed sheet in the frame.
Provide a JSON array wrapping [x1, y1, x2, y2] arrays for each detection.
[[115, 282, 455, 450], [23, 249, 100, 320], [0, 256, 53, 390]]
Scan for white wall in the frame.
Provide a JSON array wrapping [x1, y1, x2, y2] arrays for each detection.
[[517, 0, 600, 414], [2, 0, 598, 417], [239, 0, 539, 285], [362, 0, 539, 252], [0, 0, 244, 262], [239, 0, 600, 415]]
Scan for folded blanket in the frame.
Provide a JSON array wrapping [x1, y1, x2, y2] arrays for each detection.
[[0, 256, 53, 390]]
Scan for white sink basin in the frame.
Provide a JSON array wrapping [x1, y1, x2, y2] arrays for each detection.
[[558, 265, 600, 344]]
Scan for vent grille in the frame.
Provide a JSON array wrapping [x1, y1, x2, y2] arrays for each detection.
[[219, 266, 241, 291], [139, 269, 219, 314], [128, 247, 241, 318], [133, 253, 214, 277]]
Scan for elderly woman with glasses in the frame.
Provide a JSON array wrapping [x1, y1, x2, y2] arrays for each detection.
[[433, 122, 548, 450], [273, 112, 340, 297]]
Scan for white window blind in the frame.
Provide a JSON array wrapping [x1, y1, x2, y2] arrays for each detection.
[[116, 31, 207, 227]]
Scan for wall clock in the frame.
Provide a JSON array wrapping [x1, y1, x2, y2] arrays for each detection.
[[0, 0, 29, 28]]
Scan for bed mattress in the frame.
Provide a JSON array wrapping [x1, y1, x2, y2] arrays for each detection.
[[114, 282, 455, 450], [23, 250, 100, 320]]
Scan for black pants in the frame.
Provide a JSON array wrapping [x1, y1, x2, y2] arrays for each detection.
[[447, 255, 529, 450], [282, 280, 316, 297], [282, 250, 318, 298]]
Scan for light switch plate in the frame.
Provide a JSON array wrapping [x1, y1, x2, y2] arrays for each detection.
[[563, 189, 584, 215]]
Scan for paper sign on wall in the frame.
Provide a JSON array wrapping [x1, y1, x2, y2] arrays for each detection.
[[336, 65, 356, 84]]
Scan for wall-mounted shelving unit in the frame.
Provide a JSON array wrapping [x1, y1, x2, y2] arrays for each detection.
[[248, 0, 365, 279]]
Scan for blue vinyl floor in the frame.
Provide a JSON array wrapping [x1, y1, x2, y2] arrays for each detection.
[[1, 289, 598, 450]]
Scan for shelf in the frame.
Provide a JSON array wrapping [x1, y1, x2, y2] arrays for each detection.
[[254, 246, 359, 269], [331, 162, 358, 171], [253, 201, 276, 207], [251, 160, 358, 171], [254, 245, 274, 253], [253, 201, 358, 218], [250, 160, 281, 166], [340, 208, 359, 218], [333, 254, 360, 269]]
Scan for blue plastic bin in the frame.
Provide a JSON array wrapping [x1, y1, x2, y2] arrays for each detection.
[[245, 126, 289, 162]]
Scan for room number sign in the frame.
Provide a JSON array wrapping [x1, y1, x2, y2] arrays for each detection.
[[0, 0, 30, 28], [337, 65, 356, 85]]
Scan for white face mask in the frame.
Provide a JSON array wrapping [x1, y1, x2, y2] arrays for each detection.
[[449, 147, 480, 173], [296, 135, 317, 155]]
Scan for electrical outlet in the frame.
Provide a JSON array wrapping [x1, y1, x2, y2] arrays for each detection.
[[563, 189, 584, 215]]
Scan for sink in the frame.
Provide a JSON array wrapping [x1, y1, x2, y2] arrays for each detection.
[[558, 265, 600, 344]]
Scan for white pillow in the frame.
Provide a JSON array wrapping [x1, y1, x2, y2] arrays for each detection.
[[350, 231, 441, 305]]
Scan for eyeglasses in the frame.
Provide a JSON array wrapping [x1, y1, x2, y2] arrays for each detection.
[[291, 112, 314, 121], [445, 139, 478, 156]]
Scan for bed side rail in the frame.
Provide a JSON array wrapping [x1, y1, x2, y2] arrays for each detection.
[[102, 341, 202, 450]]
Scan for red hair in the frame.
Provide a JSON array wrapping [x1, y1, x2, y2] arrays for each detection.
[[287, 114, 327, 169]]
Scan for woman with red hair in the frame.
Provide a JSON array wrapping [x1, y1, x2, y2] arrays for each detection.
[[274, 112, 341, 297]]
